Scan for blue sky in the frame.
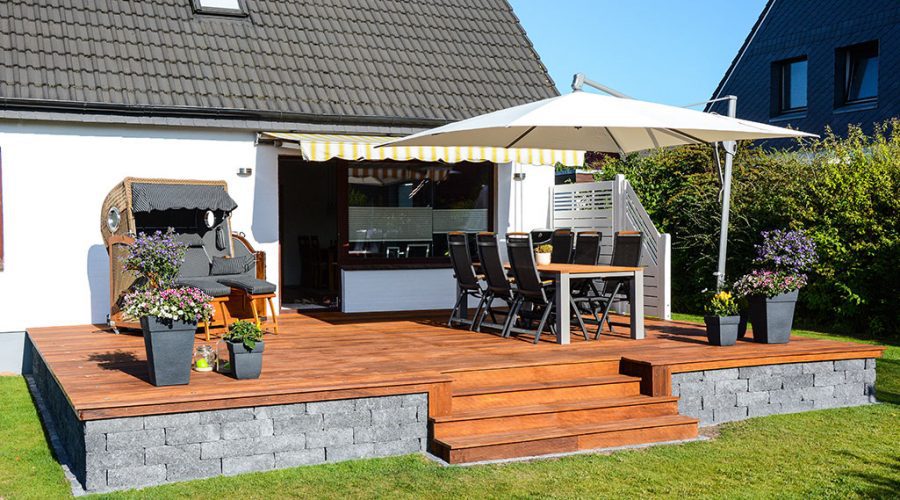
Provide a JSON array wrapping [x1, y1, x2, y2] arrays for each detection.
[[508, 0, 768, 106]]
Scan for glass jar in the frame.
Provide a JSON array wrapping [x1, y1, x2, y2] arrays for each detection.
[[193, 345, 216, 372]]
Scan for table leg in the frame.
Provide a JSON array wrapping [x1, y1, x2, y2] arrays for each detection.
[[630, 270, 645, 339], [555, 273, 571, 344]]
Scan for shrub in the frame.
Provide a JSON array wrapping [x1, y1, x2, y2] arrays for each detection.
[[124, 229, 186, 289]]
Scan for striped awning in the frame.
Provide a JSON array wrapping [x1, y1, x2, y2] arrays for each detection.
[[260, 132, 584, 167]]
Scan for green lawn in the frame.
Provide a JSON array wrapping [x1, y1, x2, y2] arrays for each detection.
[[2, 321, 898, 499]]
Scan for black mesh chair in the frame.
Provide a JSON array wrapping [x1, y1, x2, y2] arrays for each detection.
[[506, 233, 587, 343], [447, 232, 484, 327], [571, 231, 604, 306], [550, 228, 575, 264], [590, 231, 643, 339], [473, 232, 517, 333]]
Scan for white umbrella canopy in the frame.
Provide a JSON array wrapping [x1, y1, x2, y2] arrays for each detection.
[[381, 90, 815, 153]]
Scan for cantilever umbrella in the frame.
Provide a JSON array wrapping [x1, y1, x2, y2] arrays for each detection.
[[380, 89, 814, 154]]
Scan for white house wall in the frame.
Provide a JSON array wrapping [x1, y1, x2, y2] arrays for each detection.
[[0, 121, 280, 333]]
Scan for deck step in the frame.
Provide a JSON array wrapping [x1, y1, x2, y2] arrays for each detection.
[[451, 375, 641, 411], [447, 359, 621, 390], [432, 414, 699, 464], [431, 395, 679, 439]]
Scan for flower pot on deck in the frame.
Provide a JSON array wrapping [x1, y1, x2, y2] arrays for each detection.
[[704, 315, 740, 346], [747, 290, 798, 344], [226, 340, 265, 379], [535, 252, 551, 266], [141, 316, 196, 386]]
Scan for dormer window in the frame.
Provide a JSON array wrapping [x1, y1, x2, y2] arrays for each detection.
[[192, 0, 248, 17]]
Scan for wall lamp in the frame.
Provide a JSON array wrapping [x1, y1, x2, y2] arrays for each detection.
[[237, 167, 253, 177]]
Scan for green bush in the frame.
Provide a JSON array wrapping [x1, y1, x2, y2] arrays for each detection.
[[591, 120, 900, 337]]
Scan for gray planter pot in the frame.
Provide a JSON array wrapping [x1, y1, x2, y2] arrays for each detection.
[[747, 290, 799, 344], [737, 311, 749, 339], [140, 316, 196, 387], [226, 340, 265, 379], [704, 315, 740, 346]]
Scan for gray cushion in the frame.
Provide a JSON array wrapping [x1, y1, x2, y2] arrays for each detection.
[[211, 255, 255, 276], [176, 277, 231, 297], [216, 276, 277, 295], [178, 247, 211, 277], [175, 233, 205, 248]]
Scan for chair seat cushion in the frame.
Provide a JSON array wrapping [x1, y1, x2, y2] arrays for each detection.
[[217, 276, 276, 295], [176, 277, 232, 297]]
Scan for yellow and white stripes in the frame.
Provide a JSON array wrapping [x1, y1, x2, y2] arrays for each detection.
[[261, 132, 584, 167]]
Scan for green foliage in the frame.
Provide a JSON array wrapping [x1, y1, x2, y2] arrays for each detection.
[[705, 291, 739, 317], [535, 244, 553, 254], [225, 320, 264, 351], [594, 120, 900, 337]]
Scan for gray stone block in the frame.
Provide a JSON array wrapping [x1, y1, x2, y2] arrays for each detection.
[[85, 417, 144, 435], [327, 443, 374, 462], [84, 433, 107, 453], [697, 409, 715, 426], [144, 412, 200, 429], [677, 395, 702, 414], [356, 396, 404, 410], [714, 405, 748, 423], [748, 403, 783, 417], [677, 382, 711, 398], [863, 369, 876, 384], [739, 365, 780, 379], [865, 358, 876, 370], [844, 370, 868, 383], [276, 448, 326, 468], [671, 384, 680, 397], [401, 394, 427, 407], [702, 393, 737, 410], [748, 376, 783, 391], [86, 449, 144, 470], [814, 371, 845, 387], [703, 368, 739, 381], [673, 371, 704, 383], [307, 399, 355, 414], [374, 438, 421, 457], [813, 398, 841, 410], [782, 400, 816, 413], [307, 428, 354, 448], [401, 422, 428, 439], [354, 424, 401, 444], [107, 464, 166, 488], [736, 391, 770, 407], [166, 459, 221, 481], [834, 359, 865, 371], [166, 424, 220, 445], [769, 389, 803, 405], [780, 364, 804, 375], [200, 434, 305, 459], [221, 419, 274, 440], [106, 428, 165, 451], [84, 468, 106, 491], [324, 410, 372, 429], [255, 434, 306, 454], [223, 453, 275, 475], [802, 361, 834, 374], [782, 373, 814, 389], [372, 406, 418, 425], [146, 444, 201, 466], [715, 379, 749, 395], [274, 414, 323, 435], [801, 385, 834, 401], [253, 404, 306, 420], [833, 383, 864, 399], [198, 408, 254, 424]]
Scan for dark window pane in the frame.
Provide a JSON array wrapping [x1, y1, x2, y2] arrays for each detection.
[[847, 54, 878, 101], [778, 58, 806, 112]]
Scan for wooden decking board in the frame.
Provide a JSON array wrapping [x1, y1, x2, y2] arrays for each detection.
[[432, 395, 679, 422], [27, 311, 884, 420], [452, 375, 639, 397]]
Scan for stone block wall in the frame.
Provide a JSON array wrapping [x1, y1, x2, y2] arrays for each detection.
[[672, 359, 877, 426], [31, 350, 429, 493]]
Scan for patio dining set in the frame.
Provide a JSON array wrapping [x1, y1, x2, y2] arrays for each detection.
[[447, 229, 645, 344]]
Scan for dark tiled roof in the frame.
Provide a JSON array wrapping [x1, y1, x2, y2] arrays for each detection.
[[0, 0, 557, 124]]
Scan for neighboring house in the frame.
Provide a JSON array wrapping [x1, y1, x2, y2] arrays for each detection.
[[708, 0, 900, 142], [0, 0, 578, 365]]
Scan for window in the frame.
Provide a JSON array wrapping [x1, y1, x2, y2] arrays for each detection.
[[341, 161, 492, 264], [773, 57, 807, 115], [192, 0, 248, 16], [836, 41, 878, 106]]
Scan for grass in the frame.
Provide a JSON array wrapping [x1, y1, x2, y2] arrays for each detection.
[[1, 319, 898, 499]]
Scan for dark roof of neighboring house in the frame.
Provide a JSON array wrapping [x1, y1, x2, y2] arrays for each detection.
[[0, 0, 558, 126]]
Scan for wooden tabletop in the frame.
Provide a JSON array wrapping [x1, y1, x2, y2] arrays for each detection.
[[535, 264, 643, 275]]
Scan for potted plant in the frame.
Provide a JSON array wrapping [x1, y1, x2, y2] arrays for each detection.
[[733, 229, 817, 344], [121, 230, 213, 386], [223, 320, 265, 379], [534, 244, 553, 266], [704, 291, 740, 346]]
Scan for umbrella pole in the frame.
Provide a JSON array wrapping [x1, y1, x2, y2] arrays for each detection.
[[715, 96, 738, 289]]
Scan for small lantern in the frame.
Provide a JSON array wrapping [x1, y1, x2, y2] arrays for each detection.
[[193, 345, 216, 372]]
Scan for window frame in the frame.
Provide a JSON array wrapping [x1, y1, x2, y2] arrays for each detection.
[[336, 160, 496, 269], [835, 40, 879, 108], [191, 0, 249, 17], [772, 56, 808, 117]]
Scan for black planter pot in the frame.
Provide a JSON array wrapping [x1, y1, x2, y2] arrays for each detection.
[[737, 311, 749, 339], [140, 316, 196, 387], [704, 315, 740, 346], [226, 340, 265, 379], [747, 290, 799, 344]]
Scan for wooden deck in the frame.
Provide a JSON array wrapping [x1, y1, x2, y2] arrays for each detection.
[[28, 311, 885, 463]]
